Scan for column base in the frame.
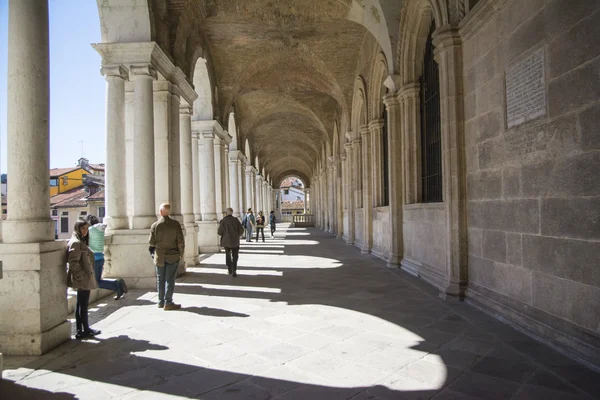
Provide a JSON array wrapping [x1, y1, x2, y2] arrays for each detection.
[[336, 233, 343, 239], [387, 252, 402, 267], [184, 222, 199, 268], [130, 215, 157, 230], [1, 219, 54, 243], [0, 241, 70, 355], [440, 280, 466, 301], [104, 228, 157, 289], [197, 221, 220, 253], [103, 216, 129, 230]]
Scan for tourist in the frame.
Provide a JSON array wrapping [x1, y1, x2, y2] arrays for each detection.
[[269, 210, 277, 239], [67, 218, 101, 339], [149, 203, 184, 310], [86, 214, 127, 300], [242, 208, 255, 242], [217, 207, 244, 277], [255, 211, 266, 242]]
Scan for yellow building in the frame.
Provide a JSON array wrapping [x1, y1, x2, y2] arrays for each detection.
[[49, 167, 90, 197]]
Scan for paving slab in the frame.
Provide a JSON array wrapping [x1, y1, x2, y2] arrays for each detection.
[[2, 225, 599, 399]]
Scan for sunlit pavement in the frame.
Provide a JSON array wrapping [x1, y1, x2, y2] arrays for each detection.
[[3, 224, 599, 399]]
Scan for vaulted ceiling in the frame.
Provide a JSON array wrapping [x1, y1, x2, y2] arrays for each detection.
[[156, 0, 382, 186]]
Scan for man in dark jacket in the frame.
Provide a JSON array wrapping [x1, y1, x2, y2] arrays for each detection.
[[149, 203, 184, 310], [218, 207, 244, 277]]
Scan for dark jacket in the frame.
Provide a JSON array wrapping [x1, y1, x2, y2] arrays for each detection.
[[67, 233, 98, 290], [149, 216, 185, 267], [218, 215, 244, 248], [269, 214, 276, 225]]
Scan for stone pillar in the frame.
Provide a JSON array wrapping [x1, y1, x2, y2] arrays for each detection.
[[192, 132, 202, 222], [130, 64, 157, 229], [369, 119, 384, 207], [102, 65, 128, 230], [170, 85, 182, 223], [305, 188, 311, 214], [361, 125, 373, 253], [0, 0, 70, 355], [153, 80, 173, 214], [255, 174, 263, 213], [384, 93, 404, 267], [199, 132, 217, 221], [229, 151, 240, 217], [245, 166, 253, 211], [224, 145, 230, 212], [337, 155, 345, 239], [180, 105, 198, 267], [434, 27, 468, 298], [328, 162, 335, 233], [238, 159, 245, 214], [344, 142, 355, 244], [303, 189, 308, 214], [214, 137, 224, 219], [401, 84, 420, 205]]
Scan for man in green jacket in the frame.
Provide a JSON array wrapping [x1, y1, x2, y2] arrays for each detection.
[[149, 203, 185, 310], [218, 207, 244, 277]]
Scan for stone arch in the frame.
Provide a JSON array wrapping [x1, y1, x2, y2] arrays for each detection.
[[369, 52, 390, 120], [276, 173, 310, 189], [191, 57, 213, 121], [96, 0, 153, 43], [351, 76, 368, 135], [228, 112, 238, 151], [397, 0, 449, 85]]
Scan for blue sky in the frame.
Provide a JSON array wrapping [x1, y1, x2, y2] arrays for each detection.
[[0, 0, 105, 173]]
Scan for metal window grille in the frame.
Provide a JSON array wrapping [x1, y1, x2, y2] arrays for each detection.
[[419, 22, 443, 203], [382, 106, 390, 206]]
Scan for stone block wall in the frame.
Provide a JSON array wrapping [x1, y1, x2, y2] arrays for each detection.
[[462, 0, 600, 364], [372, 206, 391, 259]]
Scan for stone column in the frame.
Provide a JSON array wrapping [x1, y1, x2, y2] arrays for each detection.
[[102, 65, 128, 230], [0, 0, 70, 355], [303, 189, 308, 214], [199, 132, 217, 221], [192, 132, 202, 222], [337, 155, 345, 239], [255, 174, 263, 213], [170, 85, 182, 223], [229, 151, 240, 217], [245, 166, 253, 211], [213, 137, 224, 218], [361, 125, 373, 253], [305, 188, 311, 214], [130, 64, 157, 229], [401, 84, 420, 205], [250, 168, 257, 210], [238, 159, 245, 214], [434, 27, 468, 298], [224, 145, 230, 211], [153, 80, 173, 214], [369, 119, 384, 207], [180, 105, 198, 267], [384, 93, 404, 267], [344, 142, 355, 244]]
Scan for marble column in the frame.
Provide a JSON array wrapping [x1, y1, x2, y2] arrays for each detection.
[[344, 142, 355, 244], [229, 151, 240, 217], [192, 132, 202, 222], [170, 85, 182, 223], [250, 167, 257, 210], [255, 174, 263, 213], [384, 93, 404, 267], [238, 159, 245, 214], [360, 125, 373, 253], [305, 188, 311, 214], [153, 80, 173, 214], [200, 132, 217, 221], [327, 161, 335, 232], [224, 145, 230, 211], [180, 105, 198, 267], [214, 137, 224, 218], [102, 65, 128, 230], [0, 0, 70, 355], [130, 64, 157, 229], [303, 189, 308, 214], [369, 119, 385, 207], [245, 166, 253, 212], [336, 155, 344, 239]]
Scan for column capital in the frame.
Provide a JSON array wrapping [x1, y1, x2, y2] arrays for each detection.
[[399, 82, 420, 99], [344, 143, 352, 151], [433, 24, 462, 51], [359, 125, 370, 137], [180, 105, 192, 115], [383, 92, 400, 108], [368, 118, 384, 131], [191, 131, 201, 140], [202, 130, 215, 139], [129, 64, 157, 80], [351, 138, 361, 147], [340, 153, 347, 161], [101, 65, 128, 80]]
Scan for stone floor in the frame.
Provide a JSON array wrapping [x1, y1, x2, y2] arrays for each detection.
[[2, 224, 600, 399]]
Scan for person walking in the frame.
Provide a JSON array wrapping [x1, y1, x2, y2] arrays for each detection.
[[269, 210, 277, 239], [256, 211, 266, 242], [149, 203, 184, 310], [67, 218, 101, 339], [243, 208, 255, 242], [86, 214, 127, 300], [217, 207, 244, 277]]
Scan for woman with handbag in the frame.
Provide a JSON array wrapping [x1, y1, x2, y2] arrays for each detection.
[[67, 218, 101, 339], [256, 211, 266, 242]]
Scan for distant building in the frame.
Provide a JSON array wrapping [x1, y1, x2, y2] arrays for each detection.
[[51, 177, 104, 239]]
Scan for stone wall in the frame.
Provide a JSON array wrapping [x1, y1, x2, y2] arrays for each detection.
[[342, 210, 349, 242], [354, 208, 365, 247], [462, 0, 600, 365], [402, 204, 447, 289], [372, 206, 391, 260]]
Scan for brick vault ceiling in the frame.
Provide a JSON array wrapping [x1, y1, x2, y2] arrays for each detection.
[[163, 0, 368, 185]]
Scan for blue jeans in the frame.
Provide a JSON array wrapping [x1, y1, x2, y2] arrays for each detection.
[[94, 258, 122, 294], [245, 226, 253, 241], [156, 261, 179, 305]]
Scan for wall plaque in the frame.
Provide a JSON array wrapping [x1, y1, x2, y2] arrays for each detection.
[[505, 48, 546, 128]]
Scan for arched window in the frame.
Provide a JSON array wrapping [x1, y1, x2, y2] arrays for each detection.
[[419, 22, 442, 203], [382, 100, 390, 206]]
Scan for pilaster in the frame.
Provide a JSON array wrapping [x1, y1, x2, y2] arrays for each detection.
[[360, 125, 373, 253], [344, 142, 355, 244]]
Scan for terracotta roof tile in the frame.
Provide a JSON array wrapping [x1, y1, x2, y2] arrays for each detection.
[[51, 187, 88, 208], [50, 167, 79, 177], [281, 200, 304, 209], [88, 189, 105, 200]]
